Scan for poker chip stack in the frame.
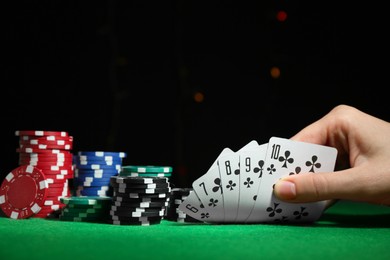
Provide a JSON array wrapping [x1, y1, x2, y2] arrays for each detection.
[[15, 130, 74, 218], [72, 151, 127, 197], [165, 188, 202, 223], [59, 196, 112, 223], [108, 165, 173, 226]]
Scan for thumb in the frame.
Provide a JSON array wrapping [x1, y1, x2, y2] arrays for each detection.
[[273, 169, 358, 203]]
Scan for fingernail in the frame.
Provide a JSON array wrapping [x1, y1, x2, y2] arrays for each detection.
[[275, 180, 296, 200]]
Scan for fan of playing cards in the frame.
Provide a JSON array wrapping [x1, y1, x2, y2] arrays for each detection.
[[179, 137, 338, 224]]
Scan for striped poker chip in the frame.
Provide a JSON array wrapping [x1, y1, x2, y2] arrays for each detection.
[[119, 172, 172, 178], [77, 157, 122, 163], [110, 181, 170, 189], [19, 156, 72, 162], [19, 138, 73, 146], [74, 175, 112, 182], [115, 187, 171, 194], [75, 159, 122, 166], [110, 176, 169, 184], [20, 151, 73, 157], [66, 203, 110, 209], [76, 189, 112, 197], [75, 180, 111, 187], [165, 187, 202, 223], [74, 168, 120, 176], [19, 143, 73, 151], [109, 209, 165, 218], [112, 195, 169, 203], [111, 183, 170, 190], [121, 165, 173, 173], [15, 130, 70, 137], [76, 165, 121, 171], [16, 148, 70, 154], [113, 191, 169, 199], [19, 139, 73, 147], [77, 151, 127, 158], [0, 165, 48, 219], [20, 135, 73, 142], [107, 219, 161, 226], [110, 206, 166, 213], [112, 200, 168, 208], [60, 196, 112, 205]]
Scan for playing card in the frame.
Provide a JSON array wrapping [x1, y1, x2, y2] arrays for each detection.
[[235, 141, 268, 223], [192, 147, 233, 222], [254, 136, 337, 223], [217, 140, 259, 223], [178, 189, 211, 222]]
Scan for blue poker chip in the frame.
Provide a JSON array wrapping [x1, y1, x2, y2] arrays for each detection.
[[75, 164, 122, 170], [75, 173, 119, 180], [76, 156, 124, 162], [75, 186, 113, 196], [77, 151, 127, 158], [76, 190, 112, 197], [76, 186, 111, 191], [73, 177, 112, 184], [75, 168, 120, 176], [74, 159, 123, 167], [75, 171, 118, 180], [74, 180, 111, 187]]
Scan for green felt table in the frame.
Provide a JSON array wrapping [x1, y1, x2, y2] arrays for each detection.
[[1, 200, 390, 260]]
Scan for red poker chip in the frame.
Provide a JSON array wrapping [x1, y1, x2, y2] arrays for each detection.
[[19, 139, 73, 146], [15, 130, 69, 137], [18, 151, 73, 158], [46, 189, 69, 197], [45, 174, 73, 182], [18, 157, 71, 164], [0, 165, 48, 219], [44, 198, 64, 205], [18, 143, 73, 151], [19, 135, 73, 142], [19, 136, 73, 144], [16, 148, 71, 154], [39, 204, 64, 211], [18, 160, 73, 168], [23, 164, 73, 172], [46, 183, 68, 188], [19, 139, 73, 147], [18, 158, 73, 165], [18, 160, 70, 167]]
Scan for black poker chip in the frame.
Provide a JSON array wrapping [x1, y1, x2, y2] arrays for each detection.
[[110, 176, 169, 184], [110, 182, 170, 189], [170, 187, 192, 196], [113, 191, 170, 199], [114, 187, 171, 194], [112, 200, 168, 208], [112, 195, 169, 203], [110, 205, 166, 212], [109, 209, 165, 217], [164, 187, 202, 223], [107, 219, 162, 225]]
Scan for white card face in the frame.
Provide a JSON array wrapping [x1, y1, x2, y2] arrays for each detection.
[[254, 137, 338, 223], [192, 147, 233, 222], [217, 140, 259, 223], [178, 190, 211, 222], [235, 142, 268, 223]]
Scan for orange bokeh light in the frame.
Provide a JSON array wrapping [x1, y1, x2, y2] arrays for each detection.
[[194, 92, 204, 103], [270, 66, 281, 79]]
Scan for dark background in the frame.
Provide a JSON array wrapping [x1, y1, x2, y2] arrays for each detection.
[[2, 1, 389, 187]]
